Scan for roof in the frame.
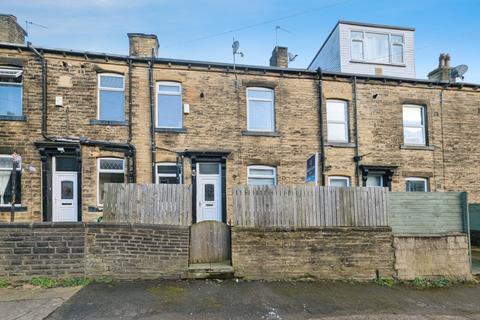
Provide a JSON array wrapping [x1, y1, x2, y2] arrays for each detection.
[[0, 41, 478, 88], [307, 20, 414, 69]]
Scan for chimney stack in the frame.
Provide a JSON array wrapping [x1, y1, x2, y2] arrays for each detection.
[[0, 14, 27, 45], [428, 53, 452, 82], [128, 33, 159, 58], [269, 46, 289, 68]]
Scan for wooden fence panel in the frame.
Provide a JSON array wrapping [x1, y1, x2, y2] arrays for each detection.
[[103, 183, 192, 226], [232, 185, 389, 228]]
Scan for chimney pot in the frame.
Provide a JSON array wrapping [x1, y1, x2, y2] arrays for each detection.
[[128, 33, 159, 58], [428, 53, 452, 82], [269, 46, 289, 68]]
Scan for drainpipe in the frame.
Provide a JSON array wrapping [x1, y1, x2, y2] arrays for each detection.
[[316, 68, 326, 186], [127, 59, 137, 182], [28, 43, 52, 141], [352, 76, 361, 186], [149, 49, 157, 183]]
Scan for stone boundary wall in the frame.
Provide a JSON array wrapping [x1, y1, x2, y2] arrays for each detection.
[[393, 234, 471, 280], [0, 223, 189, 280], [231, 227, 395, 280]]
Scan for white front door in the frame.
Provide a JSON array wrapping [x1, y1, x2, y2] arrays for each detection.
[[196, 163, 222, 222], [52, 172, 78, 222]]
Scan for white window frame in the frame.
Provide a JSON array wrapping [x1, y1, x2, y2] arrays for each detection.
[[156, 81, 183, 129], [97, 73, 125, 121], [247, 165, 277, 185], [155, 162, 182, 184], [97, 157, 125, 206], [405, 177, 428, 192], [0, 67, 23, 117], [403, 104, 426, 146], [350, 30, 405, 65], [246, 87, 275, 132], [326, 99, 349, 143], [0, 154, 21, 207], [328, 176, 351, 187]]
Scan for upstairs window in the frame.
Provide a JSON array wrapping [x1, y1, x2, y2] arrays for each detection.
[[0, 67, 23, 117], [157, 82, 183, 128], [326, 100, 348, 143], [247, 165, 276, 186], [0, 154, 21, 206], [247, 87, 275, 132], [350, 31, 405, 65], [156, 162, 182, 184], [403, 105, 426, 146], [97, 158, 124, 206], [406, 177, 428, 192], [98, 74, 125, 121], [328, 176, 350, 187]]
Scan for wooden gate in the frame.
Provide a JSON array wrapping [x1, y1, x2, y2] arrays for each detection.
[[189, 221, 230, 264]]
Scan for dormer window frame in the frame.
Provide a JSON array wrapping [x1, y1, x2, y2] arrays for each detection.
[[350, 30, 405, 66]]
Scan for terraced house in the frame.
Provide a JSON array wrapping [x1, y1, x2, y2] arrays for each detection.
[[0, 14, 479, 223]]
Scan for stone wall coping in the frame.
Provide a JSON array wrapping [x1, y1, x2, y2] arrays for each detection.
[[231, 226, 392, 232], [393, 232, 467, 238], [0, 222, 189, 230]]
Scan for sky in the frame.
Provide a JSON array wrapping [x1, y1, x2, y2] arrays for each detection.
[[2, 0, 479, 83]]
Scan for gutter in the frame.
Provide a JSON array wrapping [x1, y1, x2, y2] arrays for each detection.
[[149, 49, 157, 183], [316, 68, 326, 185]]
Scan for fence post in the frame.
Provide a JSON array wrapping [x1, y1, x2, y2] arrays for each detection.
[[461, 192, 472, 273]]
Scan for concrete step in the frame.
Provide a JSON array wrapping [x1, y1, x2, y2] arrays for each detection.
[[187, 261, 234, 279]]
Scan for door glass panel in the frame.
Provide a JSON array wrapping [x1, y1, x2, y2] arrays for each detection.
[[204, 184, 214, 201], [61, 181, 74, 199], [199, 163, 219, 174]]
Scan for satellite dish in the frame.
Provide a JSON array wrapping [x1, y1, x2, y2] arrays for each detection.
[[232, 41, 240, 54], [288, 52, 298, 62], [451, 64, 468, 80]]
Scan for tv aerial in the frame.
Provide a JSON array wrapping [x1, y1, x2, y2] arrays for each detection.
[[275, 26, 290, 46], [232, 38, 244, 90], [288, 52, 298, 62], [25, 20, 48, 35], [451, 64, 468, 81]]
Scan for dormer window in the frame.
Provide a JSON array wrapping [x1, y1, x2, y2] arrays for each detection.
[[0, 67, 23, 117], [350, 31, 404, 65]]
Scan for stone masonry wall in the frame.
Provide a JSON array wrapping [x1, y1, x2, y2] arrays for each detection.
[[231, 227, 395, 280], [394, 234, 471, 280], [0, 223, 189, 280]]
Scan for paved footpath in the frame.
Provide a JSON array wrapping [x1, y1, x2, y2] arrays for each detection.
[[0, 285, 82, 320], [43, 279, 480, 320]]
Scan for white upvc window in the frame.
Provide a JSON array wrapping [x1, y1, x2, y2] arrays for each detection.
[[0, 154, 21, 206], [98, 73, 125, 121], [0, 67, 23, 117], [156, 162, 181, 184], [97, 158, 125, 206], [350, 31, 405, 65], [156, 82, 183, 128], [405, 177, 428, 192], [246, 87, 275, 132], [247, 165, 276, 186], [403, 104, 426, 146], [326, 100, 348, 143], [328, 176, 350, 187]]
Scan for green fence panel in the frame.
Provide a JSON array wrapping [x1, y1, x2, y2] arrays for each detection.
[[469, 204, 480, 231], [389, 192, 465, 234]]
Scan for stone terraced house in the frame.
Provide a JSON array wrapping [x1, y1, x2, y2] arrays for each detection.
[[0, 14, 479, 224]]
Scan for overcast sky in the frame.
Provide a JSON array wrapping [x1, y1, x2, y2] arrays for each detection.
[[2, 0, 479, 82]]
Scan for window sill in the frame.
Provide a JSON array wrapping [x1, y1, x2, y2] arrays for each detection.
[[325, 142, 356, 148], [349, 60, 406, 68], [89, 119, 127, 126], [88, 206, 103, 212], [0, 115, 27, 122], [155, 127, 187, 133], [242, 130, 280, 137], [0, 206, 27, 212], [400, 144, 434, 151]]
